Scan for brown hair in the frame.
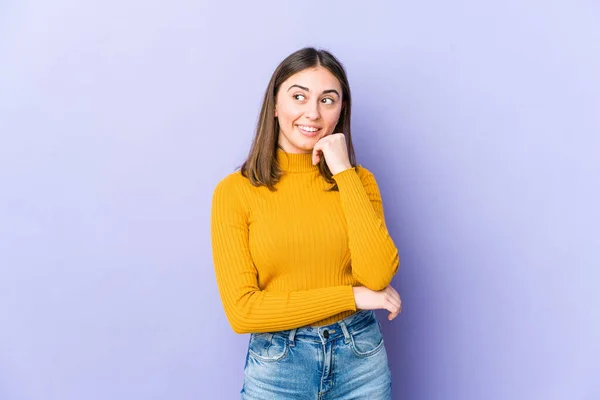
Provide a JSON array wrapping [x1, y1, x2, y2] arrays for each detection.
[[240, 47, 356, 191]]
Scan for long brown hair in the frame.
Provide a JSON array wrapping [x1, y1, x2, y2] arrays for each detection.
[[240, 47, 356, 191]]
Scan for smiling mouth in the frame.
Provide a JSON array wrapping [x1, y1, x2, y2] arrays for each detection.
[[296, 124, 322, 136]]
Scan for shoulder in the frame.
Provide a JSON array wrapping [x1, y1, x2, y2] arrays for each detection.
[[211, 171, 255, 215], [214, 170, 245, 189], [212, 170, 252, 199]]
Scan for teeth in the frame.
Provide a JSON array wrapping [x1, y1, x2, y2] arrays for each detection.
[[298, 125, 319, 132]]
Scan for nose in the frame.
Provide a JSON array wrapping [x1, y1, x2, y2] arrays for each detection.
[[304, 100, 321, 120]]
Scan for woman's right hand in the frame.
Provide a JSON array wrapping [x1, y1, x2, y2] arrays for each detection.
[[352, 285, 402, 321]]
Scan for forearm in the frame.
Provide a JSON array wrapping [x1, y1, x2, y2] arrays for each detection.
[[217, 284, 356, 334], [333, 168, 399, 290]]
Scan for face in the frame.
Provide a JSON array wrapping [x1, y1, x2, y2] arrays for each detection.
[[274, 66, 343, 153]]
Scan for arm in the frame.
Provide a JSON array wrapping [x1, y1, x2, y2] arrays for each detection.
[[332, 166, 400, 291], [210, 174, 357, 334]]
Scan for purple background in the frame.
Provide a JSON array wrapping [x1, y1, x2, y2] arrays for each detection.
[[1, 1, 599, 399]]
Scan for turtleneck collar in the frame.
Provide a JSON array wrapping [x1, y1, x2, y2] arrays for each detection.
[[276, 147, 318, 173]]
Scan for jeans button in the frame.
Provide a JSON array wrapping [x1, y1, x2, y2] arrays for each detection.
[[323, 329, 329, 339]]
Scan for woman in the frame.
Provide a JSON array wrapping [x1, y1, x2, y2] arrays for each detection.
[[210, 47, 402, 399]]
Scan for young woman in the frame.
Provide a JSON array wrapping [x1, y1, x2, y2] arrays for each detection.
[[211, 47, 402, 399]]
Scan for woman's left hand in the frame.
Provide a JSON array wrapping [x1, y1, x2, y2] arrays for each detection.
[[312, 133, 352, 175]]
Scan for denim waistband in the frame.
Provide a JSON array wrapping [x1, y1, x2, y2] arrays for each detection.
[[275, 309, 376, 345]]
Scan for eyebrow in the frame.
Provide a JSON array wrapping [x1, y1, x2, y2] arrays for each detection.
[[287, 84, 340, 97]]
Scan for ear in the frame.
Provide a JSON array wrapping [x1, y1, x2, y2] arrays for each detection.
[[274, 105, 278, 118]]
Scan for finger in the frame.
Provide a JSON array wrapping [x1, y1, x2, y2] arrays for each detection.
[[388, 302, 402, 320], [384, 287, 401, 308], [395, 301, 403, 317], [385, 284, 399, 297], [379, 288, 399, 315], [383, 284, 397, 295], [385, 286, 401, 306], [387, 288, 400, 306], [387, 297, 401, 315], [391, 301, 403, 320], [384, 298, 401, 319], [312, 143, 322, 165]]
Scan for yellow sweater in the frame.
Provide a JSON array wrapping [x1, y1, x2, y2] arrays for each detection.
[[210, 148, 399, 334]]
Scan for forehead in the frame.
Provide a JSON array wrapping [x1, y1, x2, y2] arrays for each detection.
[[281, 66, 342, 91]]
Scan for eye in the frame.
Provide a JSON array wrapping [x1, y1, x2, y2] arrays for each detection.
[[321, 97, 335, 105], [293, 94, 306, 101]]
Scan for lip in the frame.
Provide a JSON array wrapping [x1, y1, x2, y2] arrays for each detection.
[[296, 124, 322, 137]]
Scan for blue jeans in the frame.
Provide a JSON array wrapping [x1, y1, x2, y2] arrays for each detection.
[[241, 310, 392, 399]]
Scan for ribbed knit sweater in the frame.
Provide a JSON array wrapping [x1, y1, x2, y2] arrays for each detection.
[[210, 148, 399, 334]]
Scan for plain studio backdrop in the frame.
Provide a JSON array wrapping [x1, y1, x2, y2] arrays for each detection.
[[1, 1, 598, 399]]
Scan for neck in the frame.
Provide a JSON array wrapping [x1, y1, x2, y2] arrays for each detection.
[[276, 147, 317, 173]]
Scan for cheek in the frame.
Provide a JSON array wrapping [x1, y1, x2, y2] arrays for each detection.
[[325, 108, 342, 124], [277, 104, 303, 124]]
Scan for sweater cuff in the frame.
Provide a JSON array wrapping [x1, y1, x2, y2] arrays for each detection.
[[332, 166, 359, 181], [342, 285, 358, 312], [332, 167, 365, 194]]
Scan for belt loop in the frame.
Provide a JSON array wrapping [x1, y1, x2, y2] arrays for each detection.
[[288, 328, 297, 347], [338, 320, 351, 344]]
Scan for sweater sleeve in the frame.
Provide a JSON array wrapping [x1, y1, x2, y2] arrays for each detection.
[[332, 166, 400, 291], [210, 174, 357, 334]]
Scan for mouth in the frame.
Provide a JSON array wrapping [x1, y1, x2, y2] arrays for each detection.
[[296, 124, 322, 137]]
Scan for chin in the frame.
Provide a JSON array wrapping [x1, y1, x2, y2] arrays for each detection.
[[295, 144, 315, 152]]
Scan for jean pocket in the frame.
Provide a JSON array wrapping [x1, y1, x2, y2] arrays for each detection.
[[349, 319, 385, 358], [248, 332, 289, 362]]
